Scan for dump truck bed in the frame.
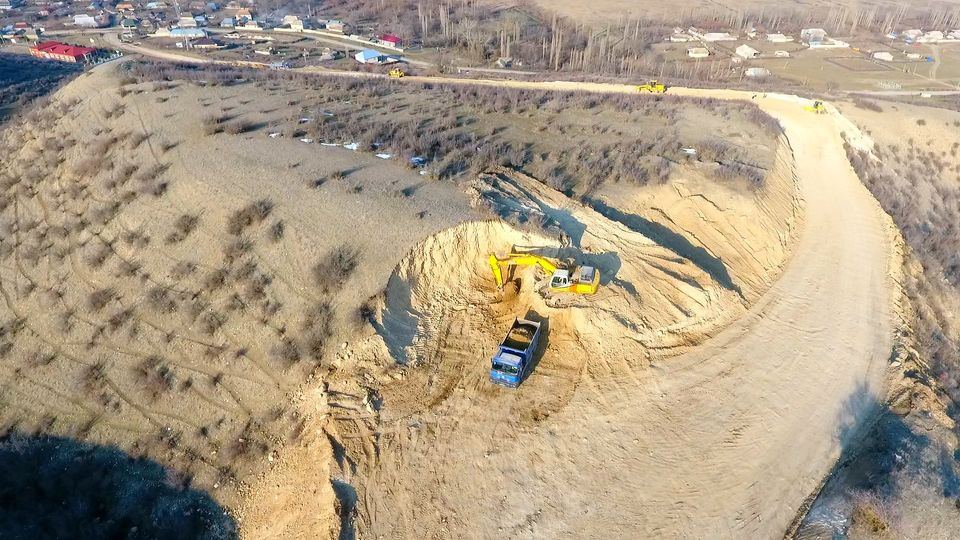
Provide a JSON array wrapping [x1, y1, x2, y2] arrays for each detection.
[[501, 319, 540, 352]]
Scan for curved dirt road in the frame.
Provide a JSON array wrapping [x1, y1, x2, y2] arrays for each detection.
[[347, 87, 897, 538], [110, 43, 898, 536]]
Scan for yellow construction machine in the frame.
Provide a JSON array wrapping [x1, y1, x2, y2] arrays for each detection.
[[388, 68, 406, 79], [637, 80, 667, 94], [804, 100, 827, 114], [488, 253, 600, 295]]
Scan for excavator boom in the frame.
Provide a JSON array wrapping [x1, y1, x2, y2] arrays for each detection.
[[488, 253, 559, 289]]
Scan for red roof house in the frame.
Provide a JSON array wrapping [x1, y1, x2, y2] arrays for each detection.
[[379, 34, 402, 47], [30, 41, 96, 62]]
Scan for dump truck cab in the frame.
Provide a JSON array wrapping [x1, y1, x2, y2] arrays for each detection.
[[490, 318, 542, 387]]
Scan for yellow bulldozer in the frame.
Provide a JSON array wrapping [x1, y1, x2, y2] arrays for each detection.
[[388, 68, 406, 79], [488, 253, 600, 295], [636, 80, 667, 94], [804, 100, 827, 114]]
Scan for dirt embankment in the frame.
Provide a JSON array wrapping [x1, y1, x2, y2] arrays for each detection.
[[319, 90, 901, 539]]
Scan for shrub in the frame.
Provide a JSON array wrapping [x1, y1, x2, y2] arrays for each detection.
[[313, 245, 359, 292], [268, 221, 284, 242], [87, 288, 116, 312], [165, 214, 200, 244], [224, 119, 252, 135], [134, 356, 175, 400]]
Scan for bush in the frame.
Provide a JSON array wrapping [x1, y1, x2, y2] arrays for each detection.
[[165, 214, 200, 244], [224, 119, 252, 135], [87, 288, 116, 312], [313, 245, 359, 292]]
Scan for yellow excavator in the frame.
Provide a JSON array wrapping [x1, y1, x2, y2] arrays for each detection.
[[389, 68, 406, 79], [637, 80, 667, 94], [804, 100, 827, 114], [488, 253, 600, 295]]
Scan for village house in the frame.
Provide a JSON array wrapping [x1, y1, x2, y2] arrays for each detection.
[[701, 32, 736, 41], [917, 30, 945, 43], [873, 51, 894, 61], [901, 29, 923, 43], [766, 33, 793, 43], [354, 48, 384, 64], [178, 15, 197, 27], [774, 50, 790, 58], [30, 40, 96, 62], [169, 26, 206, 38], [800, 28, 827, 43], [189, 36, 220, 48], [735, 44, 759, 59], [744, 67, 771, 78], [379, 33, 402, 47], [115, 2, 134, 12], [281, 14, 303, 31], [0, 0, 23, 10], [73, 13, 101, 27], [687, 47, 709, 58], [324, 19, 345, 33]]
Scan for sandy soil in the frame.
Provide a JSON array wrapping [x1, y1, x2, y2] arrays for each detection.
[[321, 87, 902, 538], [0, 48, 905, 538]]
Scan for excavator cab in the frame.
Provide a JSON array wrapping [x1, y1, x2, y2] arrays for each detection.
[[637, 80, 667, 94], [549, 266, 600, 294], [804, 100, 827, 114], [389, 68, 406, 79]]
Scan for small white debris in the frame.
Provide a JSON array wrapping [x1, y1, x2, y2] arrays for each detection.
[[268, 132, 281, 138], [298, 117, 311, 124], [299, 138, 314, 143], [343, 142, 359, 151], [320, 142, 339, 147], [375, 153, 393, 159]]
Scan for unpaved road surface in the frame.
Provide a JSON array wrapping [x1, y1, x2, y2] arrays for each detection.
[[346, 88, 898, 538], [109, 42, 899, 536]]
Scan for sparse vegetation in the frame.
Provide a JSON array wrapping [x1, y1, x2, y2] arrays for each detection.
[[313, 245, 360, 292]]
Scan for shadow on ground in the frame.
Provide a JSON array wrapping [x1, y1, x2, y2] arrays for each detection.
[[793, 379, 960, 538], [583, 196, 743, 298], [0, 432, 237, 540]]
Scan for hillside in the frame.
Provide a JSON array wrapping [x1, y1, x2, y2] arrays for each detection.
[[0, 61, 898, 538]]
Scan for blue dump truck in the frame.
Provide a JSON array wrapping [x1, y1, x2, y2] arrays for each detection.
[[490, 318, 543, 388]]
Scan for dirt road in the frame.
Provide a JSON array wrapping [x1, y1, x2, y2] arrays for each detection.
[[341, 88, 898, 538], [109, 43, 899, 536]]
